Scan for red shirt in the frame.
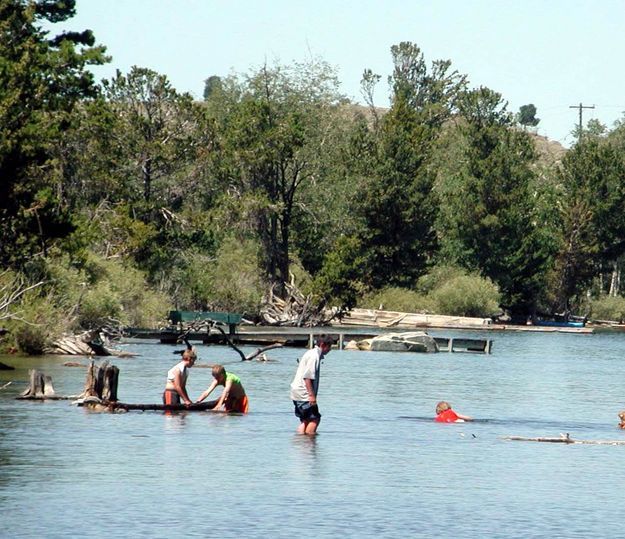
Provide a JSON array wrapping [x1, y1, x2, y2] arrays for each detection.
[[435, 409, 460, 422]]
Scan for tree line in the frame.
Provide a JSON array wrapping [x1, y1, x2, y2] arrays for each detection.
[[3, 0, 625, 351]]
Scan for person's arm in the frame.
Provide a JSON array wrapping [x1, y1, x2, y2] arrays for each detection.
[[195, 379, 218, 403], [172, 370, 192, 406], [456, 412, 473, 421], [213, 378, 233, 410], [304, 378, 316, 404]]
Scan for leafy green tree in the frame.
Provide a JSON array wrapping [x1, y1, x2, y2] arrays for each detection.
[[0, 0, 108, 267], [207, 60, 346, 294], [100, 67, 209, 205], [516, 104, 540, 128]]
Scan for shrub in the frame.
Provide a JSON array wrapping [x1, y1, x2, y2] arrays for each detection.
[[429, 274, 501, 317], [589, 295, 625, 323], [174, 238, 265, 315], [7, 292, 67, 355], [358, 287, 433, 313], [416, 265, 467, 295], [78, 255, 171, 329]]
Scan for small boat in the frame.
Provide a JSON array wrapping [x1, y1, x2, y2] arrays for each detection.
[[534, 319, 585, 328]]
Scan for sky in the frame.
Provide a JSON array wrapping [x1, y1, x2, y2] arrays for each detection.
[[48, 0, 625, 147]]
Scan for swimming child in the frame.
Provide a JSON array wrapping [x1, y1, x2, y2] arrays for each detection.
[[618, 410, 625, 429], [195, 364, 248, 413], [434, 401, 472, 423]]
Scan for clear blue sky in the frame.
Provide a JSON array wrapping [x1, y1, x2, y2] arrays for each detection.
[[50, 0, 625, 147]]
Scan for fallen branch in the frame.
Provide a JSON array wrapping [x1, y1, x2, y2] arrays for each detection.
[[503, 434, 625, 445]]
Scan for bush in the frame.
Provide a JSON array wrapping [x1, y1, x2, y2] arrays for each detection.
[[429, 274, 501, 317], [589, 295, 625, 322], [358, 287, 433, 313], [174, 238, 265, 315], [7, 292, 67, 355], [78, 255, 171, 329], [415, 265, 467, 295]]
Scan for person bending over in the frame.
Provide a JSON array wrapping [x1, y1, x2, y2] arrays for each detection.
[[196, 364, 249, 413]]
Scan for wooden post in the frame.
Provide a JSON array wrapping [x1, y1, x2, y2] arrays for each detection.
[[339, 333, 344, 350], [449, 338, 454, 353]]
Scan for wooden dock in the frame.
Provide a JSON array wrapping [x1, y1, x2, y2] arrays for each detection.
[[124, 327, 492, 354]]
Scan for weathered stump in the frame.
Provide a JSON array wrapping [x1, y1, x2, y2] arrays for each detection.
[[79, 360, 119, 401], [18, 369, 57, 399]]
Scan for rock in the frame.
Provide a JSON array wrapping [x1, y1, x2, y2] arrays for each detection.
[[368, 332, 438, 353]]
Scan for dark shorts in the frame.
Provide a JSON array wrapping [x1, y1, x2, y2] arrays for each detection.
[[293, 400, 321, 422]]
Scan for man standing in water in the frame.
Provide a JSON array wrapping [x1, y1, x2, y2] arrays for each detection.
[[290, 334, 333, 435]]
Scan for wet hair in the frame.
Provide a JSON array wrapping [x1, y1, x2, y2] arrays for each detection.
[[316, 334, 334, 347], [212, 364, 226, 380], [182, 348, 197, 362], [436, 401, 451, 415]]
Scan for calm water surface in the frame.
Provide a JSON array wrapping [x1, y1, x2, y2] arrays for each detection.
[[2, 329, 625, 538]]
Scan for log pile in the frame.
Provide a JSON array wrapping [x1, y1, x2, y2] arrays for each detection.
[[46, 330, 137, 357], [259, 282, 338, 327], [334, 308, 492, 329]]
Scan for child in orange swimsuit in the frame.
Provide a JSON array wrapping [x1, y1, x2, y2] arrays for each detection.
[[434, 401, 472, 423]]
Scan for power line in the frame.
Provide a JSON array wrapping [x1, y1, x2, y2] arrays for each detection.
[[569, 102, 595, 142]]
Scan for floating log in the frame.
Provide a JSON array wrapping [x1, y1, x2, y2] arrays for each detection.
[[0, 381, 11, 390], [77, 399, 219, 413], [503, 434, 625, 445]]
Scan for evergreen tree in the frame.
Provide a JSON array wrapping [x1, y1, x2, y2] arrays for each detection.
[[0, 0, 108, 267]]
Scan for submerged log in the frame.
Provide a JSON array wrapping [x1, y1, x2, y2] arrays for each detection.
[[77, 399, 220, 413], [503, 434, 625, 445]]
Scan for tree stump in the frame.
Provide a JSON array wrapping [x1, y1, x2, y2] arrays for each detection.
[[79, 360, 119, 402], [18, 369, 57, 399]]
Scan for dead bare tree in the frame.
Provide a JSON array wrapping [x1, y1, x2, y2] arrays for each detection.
[[0, 271, 44, 323]]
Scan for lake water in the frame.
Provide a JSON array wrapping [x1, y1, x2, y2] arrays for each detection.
[[2, 329, 625, 538]]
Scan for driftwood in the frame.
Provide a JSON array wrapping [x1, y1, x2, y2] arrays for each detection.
[[0, 381, 11, 390], [244, 343, 283, 361], [260, 280, 339, 327], [17, 369, 67, 400], [337, 308, 492, 329], [503, 434, 625, 445], [77, 399, 220, 413], [181, 321, 283, 361], [47, 329, 137, 358]]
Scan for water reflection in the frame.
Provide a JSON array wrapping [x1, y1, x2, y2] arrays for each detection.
[[289, 433, 319, 479]]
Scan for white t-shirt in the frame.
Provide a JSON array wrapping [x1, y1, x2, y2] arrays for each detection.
[[290, 346, 322, 401], [167, 361, 188, 384]]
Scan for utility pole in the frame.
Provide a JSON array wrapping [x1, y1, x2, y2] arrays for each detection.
[[569, 102, 595, 142]]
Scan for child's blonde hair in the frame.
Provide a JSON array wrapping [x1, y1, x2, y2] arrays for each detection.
[[182, 348, 197, 362], [436, 401, 451, 414], [212, 364, 226, 379]]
